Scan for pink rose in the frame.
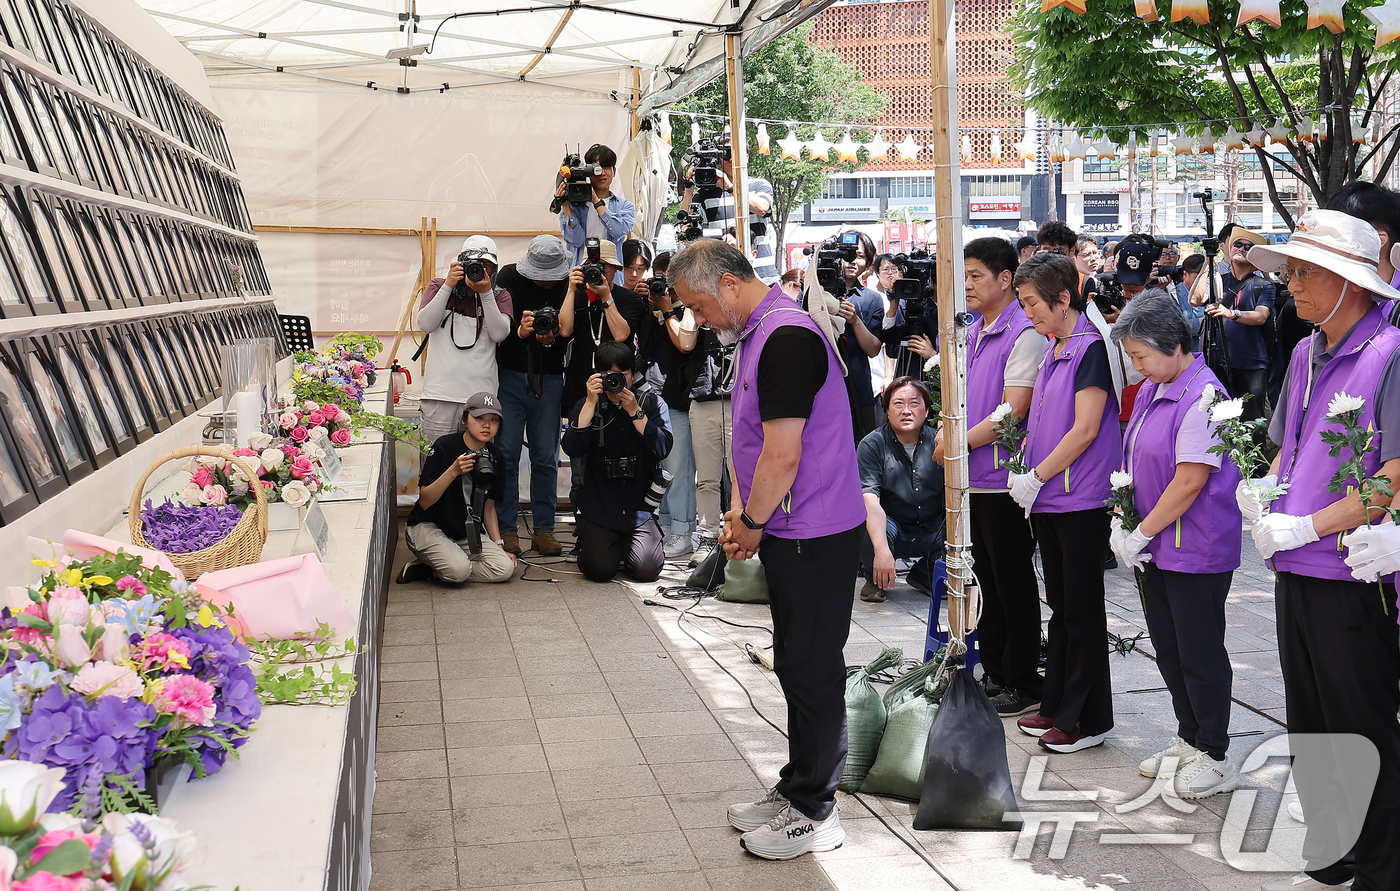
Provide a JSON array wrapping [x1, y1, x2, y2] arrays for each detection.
[[279, 412, 299, 431], [261, 480, 275, 491], [282, 445, 301, 459], [331, 428, 352, 447], [190, 467, 213, 489], [46, 587, 89, 627], [97, 623, 130, 662], [307, 411, 326, 427], [30, 827, 102, 867], [290, 426, 309, 443], [53, 627, 92, 669], [290, 457, 315, 479], [14, 871, 87, 891], [303, 400, 320, 414], [230, 448, 258, 458], [202, 484, 228, 506]]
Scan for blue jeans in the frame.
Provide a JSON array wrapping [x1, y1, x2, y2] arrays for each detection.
[[494, 369, 563, 532], [859, 515, 943, 585], [659, 407, 695, 534]]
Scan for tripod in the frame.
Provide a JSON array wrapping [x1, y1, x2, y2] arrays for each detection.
[[1193, 190, 1233, 387]]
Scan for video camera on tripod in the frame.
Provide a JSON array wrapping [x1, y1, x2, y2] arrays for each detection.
[[892, 250, 937, 337], [683, 137, 732, 189], [803, 231, 859, 296]]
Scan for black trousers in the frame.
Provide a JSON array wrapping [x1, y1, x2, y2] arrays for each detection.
[[1227, 366, 1268, 421], [1276, 571, 1400, 891], [1033, 509, 1113, 736], [970, 492, 1042, 695], [1141, 565, 1234, 760], [576, 516, 664, 583], [762, 525, 860, 821]]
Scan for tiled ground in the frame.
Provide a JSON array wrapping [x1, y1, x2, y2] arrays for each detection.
[[371, 519, 1303, 891]]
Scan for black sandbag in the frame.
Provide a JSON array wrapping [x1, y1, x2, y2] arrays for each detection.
[[687, 547, 727, 591], [912, 666, 1022, 830]]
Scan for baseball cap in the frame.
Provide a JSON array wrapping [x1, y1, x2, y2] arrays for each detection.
[[459, 234, 498, 266], [1016, 235, 1037, 252], [1115, 239, 1156, 286], [463, 392, 503, 420]]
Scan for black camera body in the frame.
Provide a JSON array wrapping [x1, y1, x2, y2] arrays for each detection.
[[686, 138, 731, 190], [1096, 273, 1126, 315], [601, 370, 627, 394], [470, 447, 498, 489], [603, 455, 638, 479], [582, 237, 607, 288], [676, 203, 706, 242], [563, 152, 603, 205], [805, 231, 860, 296], [893, 250, 938, 338], [646, 274, 668, 300], [458, 250, 487, 283], [532, 305, 559, 338]]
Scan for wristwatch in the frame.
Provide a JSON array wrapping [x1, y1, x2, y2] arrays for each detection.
[[740, 510, 766, 530], [631, 408, 645, 421], [1233, 309, 1241, 320], [602, 298, 614, 308], [593, 200, 606, 213]]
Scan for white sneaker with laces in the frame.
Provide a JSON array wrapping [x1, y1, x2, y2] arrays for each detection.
[[1259, 874, 1352, 890], [690, 536, 719, 567], [1166, 752, 1239, 799], [739, 805, 844, 860], [663, 532, 694, 559], [727, 787, 789, 832], [1139, 737, 1200, 778]]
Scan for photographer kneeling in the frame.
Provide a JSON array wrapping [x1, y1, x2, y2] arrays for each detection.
[[562, 342, 674, 583], [400, 392, 517, 585]]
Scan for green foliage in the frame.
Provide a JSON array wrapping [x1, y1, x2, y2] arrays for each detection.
[[1007, 0, 1400, 222], [248, 626, 360, 706], [992, 409, 1030, 475], [353, 410, 435, 454], [672, 24, 886, 255], [328, 333, 384, 360]]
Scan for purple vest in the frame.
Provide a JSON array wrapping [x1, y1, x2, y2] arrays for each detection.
[[1272, 304, 1400, 580], [731, 286, 867, 539], [966, 300, 1036, 489], [1124, 357, 1242, 573], [1025, 311, 1122, 513]]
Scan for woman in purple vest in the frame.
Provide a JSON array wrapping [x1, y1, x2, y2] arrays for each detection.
[[1108, 291, 1242, 799], [1238, 211, 1400, 891], [1007, 252, 1121, 753]]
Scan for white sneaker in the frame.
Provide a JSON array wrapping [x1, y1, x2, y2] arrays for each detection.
[[689, 536, 719, 567], [727, 787, 789, 832], [1166, 752, 1239, 799], [1140, 737, 1200, 778], [1288, 800, 1305, 823], [1260, 874, 1352, 890], [739, 805, 844, 860], [663, 532, 694, 559]]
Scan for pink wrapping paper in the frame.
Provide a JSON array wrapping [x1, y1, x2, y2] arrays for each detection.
[[195, 553, 356, 640], [25, 531, 185, 581]]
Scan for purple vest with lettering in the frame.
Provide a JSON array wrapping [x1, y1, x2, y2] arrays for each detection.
[[967, 300, 1037, 489], [1272, 304, 1400, 580], [1124, 357, 1242, 573], [1025, 311, 1121, 513], [731, 286, 867, 539]]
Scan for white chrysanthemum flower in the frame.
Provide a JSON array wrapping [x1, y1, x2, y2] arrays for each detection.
[[1110, 470, 1133, 490], [923, 353, 940, 373], [1326, 392, 1365, 418], [988, 403, 1013, 425], [1196, 384, 1216, 413], [1209, 398, 1245, 424]]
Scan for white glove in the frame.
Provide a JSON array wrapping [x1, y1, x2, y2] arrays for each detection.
[[1252, 512, 1319, 561], [1341, 521, 1400, 582], [1236, 475, 1278, 525], [1110, 521, 1154, 572], [1008, 471, 1045, 518]]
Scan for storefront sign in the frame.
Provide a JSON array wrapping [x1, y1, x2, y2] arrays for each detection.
[[969, 200, 1021, 219], [811, 200, 880, 221]]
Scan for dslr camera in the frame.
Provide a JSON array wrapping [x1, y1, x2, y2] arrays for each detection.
[[470, 447, 498, 489], [601, 370, 628, 394], [804, 231, 859, 296], [1096, 273, 1125, 315], [446, 250, 491, 313], [582, 237, 607, 288], [646, 274, 668, 300], [892, 250, 938, 338], [457, 250, 487, 284], [684, 137, 731, 189], [531, 305, 559, 338]]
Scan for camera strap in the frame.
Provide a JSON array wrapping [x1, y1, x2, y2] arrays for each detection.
[[446, 293, 485, 349], [460, 474, 485, 558]]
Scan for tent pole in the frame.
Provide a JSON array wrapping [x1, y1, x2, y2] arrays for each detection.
[[724, 31, 749, 257], [929, 0, 976, 646], [387, 217, 429, 365], [423, 217, 437, 376], [630, 64, 641, 139]]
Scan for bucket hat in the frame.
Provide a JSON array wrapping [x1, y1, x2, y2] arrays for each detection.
[[516, 235, 574, 281], [1248, 209, 1400, 302]]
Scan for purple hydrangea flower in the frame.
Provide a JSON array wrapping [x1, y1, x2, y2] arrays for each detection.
[[166, 624, 261, 775]]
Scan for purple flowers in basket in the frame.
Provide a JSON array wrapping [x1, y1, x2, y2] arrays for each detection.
[[141, 499, 244, 553]]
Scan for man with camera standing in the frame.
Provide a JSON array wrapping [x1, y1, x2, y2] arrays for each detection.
[[399, 392, 517, 586], [557, 143, 636, 271], [416, 236, 513, 442], [1190, 227, 1274, 427], [562, 342, 673, 582], [833, 231, 885, 441], [680, 138, 781, 284], [494, 235, 576, 557]]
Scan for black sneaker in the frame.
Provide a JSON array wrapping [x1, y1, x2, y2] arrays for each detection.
[[982, 676, 1005, 698], [397, 561, 432, 584], [906, 565, 934, 596], [564, 541, 580, 564], [992, 688, 1042, 717], [1103, 552, 1118, 571]]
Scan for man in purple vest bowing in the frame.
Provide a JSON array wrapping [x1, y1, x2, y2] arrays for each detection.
[[668, 239, 867, 861], [1241, 210, 1400, 891]]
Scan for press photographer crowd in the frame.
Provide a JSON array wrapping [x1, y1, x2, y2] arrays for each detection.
[[393, 141, 1400, 884]]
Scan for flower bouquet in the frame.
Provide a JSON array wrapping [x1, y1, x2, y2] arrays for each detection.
[[990, 402, 1030, 474], [290, 335, 435, 454], [0, 550, 260, 816], [275, 400, 353, 449], [0, 759, 197, 890], [1105, 470, 1143, 531], [1202, 385, 1289, 507]]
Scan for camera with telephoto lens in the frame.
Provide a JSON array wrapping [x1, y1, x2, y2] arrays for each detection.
[[582, 237, 607, 288], [642, 466, 673, 513], [804, 231, 860, 296], [646, 274, 668, 300], [893, 250, 938, 338], [470, 448, 498, 489], [531, 305, 559, 338], [601, 370, 627, 394]]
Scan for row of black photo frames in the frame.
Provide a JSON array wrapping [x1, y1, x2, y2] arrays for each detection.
[[0, 0, 234, 171], [0, 303, 288, 525], [0, 57, 251, 232], [0, 183, 269, 319]]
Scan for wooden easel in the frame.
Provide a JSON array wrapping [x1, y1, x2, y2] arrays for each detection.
[[387, 216, 437, 374]]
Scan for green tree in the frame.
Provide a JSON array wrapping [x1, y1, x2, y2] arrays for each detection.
[[1008, 0, 1400, 228], [672, 23, 886, 262]]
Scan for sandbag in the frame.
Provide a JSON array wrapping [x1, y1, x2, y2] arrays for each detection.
[[913, 666, 1022, 830], [687, 547, 727, 591], [717, 555, 768, 603], [882, 649, 947, 713], [838, 647, 904, 793], [860, 675, 945, 801]]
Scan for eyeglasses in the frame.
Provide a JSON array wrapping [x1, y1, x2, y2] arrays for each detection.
[[1231, 239, 1256, 250], [1280, 264, 1317, 285]]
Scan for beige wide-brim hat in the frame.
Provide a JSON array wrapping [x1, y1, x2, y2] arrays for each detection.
[[1248, 209, 1400, 302]]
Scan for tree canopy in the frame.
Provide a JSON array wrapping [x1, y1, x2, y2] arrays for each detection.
[[1008, 0, 1400, 227]]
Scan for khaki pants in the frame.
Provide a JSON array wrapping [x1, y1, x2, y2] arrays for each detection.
[[405, 522, 515, 584], [689, 397, 732, 538], [419, 399, 469, 445]]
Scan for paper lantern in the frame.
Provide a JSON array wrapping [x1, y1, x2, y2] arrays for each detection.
[[807, 129, 833, 160], [1267, 121, 1290, 144], [1218, 125, 1245, 152], [1246, 123, 1267, 148], [756, 122, 770, 156], [1048, 136, 1066, 163], [1094, 137, 1117, 160], [1305, 0, 1345, 33], [960, 134, 973, 163], [1171, 133, 1195, 156], [1065, 133, 1088, 161], [989, 131, 1003, 162], [1297, 115, 1315, 143], [896, 132, 922, 161], [1236, 0, 1281, 27], [1135, 0, 1160, 21], [1041, 0, 1087, 13], [865, 129, 892, 159], [1147, 134, 1161, 157], [1197, 126, 1216, 154], [1015, 132, 1038, 162], [836, 130, 860, 163], [1123, 138, 1138, 160], [778, 124, 804, 160], [1365, 0, 1400, 47], [659, 112, 673, 145], [1171, 0, 1209, 25], [1352, 114, 1369, 143]]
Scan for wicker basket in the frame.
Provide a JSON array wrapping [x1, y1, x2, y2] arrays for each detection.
[[129, 445, 269, 579]]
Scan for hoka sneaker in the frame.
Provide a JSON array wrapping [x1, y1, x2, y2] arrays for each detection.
[[727, 787, 790, 832], [739, 805, 844, 860]]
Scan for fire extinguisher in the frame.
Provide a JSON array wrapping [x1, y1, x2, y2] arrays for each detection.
[[391, 361, 412, 404]]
